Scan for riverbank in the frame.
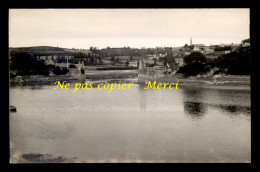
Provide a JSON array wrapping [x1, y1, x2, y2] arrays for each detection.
[[85, 70, 138, 80], [10, 70, 138, 86], [9, 71, 250, 90], [138, 74, 250, 90]]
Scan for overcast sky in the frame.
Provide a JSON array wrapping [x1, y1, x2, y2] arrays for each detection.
[[9, 9, 250, 49]]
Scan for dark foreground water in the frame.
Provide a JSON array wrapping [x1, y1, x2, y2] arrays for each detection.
[[10, 82, 251, 163]]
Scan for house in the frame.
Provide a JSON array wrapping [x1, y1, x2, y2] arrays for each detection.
[[154, 66, 167, 76], [242, 42, 250, 47], [205, 55, 218, 59], [146, 55, 156, 60], [44, 59, 55, 65], [143, 59, 155, 67], [103, 56, 111, 61], [68, 64, 79, 76], [184, 52, 191, 55], [193, 44, 205, 51], [129, 61, 138, 67], [101, 59, 111, 64], [224, 50, 231, 54], [213, 51, 225, 57], [155, 61, 164, 66], [203, 47, 214, 54], [182, 47, 191, 52], [158, 53, 166, 57], [174, 58, 184, 67], [55, 63, 70, 69]]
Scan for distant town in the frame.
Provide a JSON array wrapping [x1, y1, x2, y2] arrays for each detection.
[[9, 38, 250, 81]]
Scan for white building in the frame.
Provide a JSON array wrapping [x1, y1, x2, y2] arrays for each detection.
[[175, 58, 184, 67], [129, 61, 138, 67]]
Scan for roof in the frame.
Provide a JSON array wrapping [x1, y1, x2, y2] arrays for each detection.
[[114, 56, 131, 60], [55, 63, 69, 68], [205, 55, 218, 59], [156, 62, 164, 66], [144, 60, 155, 64]]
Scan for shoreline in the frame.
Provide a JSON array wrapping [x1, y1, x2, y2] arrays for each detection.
[[9, 71, 250, 90]]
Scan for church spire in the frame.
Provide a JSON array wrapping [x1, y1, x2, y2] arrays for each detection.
[[190, 37, 192, 46]]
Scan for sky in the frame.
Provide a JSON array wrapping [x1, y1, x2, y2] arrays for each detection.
[[9, 9, 250, 49]]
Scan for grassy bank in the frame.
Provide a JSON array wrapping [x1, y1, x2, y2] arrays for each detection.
[[138, 74, 250, 90]]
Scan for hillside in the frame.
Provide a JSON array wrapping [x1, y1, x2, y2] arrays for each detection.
[[9, 46, 91, 56]]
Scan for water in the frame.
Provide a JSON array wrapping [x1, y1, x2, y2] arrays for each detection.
[[9, 82, 251, 162]]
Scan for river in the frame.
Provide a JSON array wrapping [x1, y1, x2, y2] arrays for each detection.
[[9, 80, 251, 163]]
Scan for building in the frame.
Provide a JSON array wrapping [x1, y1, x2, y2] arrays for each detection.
[[144, 59, 155, 66], [55, 63, 70, 69], [203, 46, 214, 54], [44, 59, 55, 66], [205, 55, 218, 59], [68, 64, 80, 76], [224, 50, 231, 54], [101, 59, 111, 65], [184, 52, 191, 55], [145, 55, 156, 60], [193, 44, 205, 51], [213, 51, 226, 57], [129, 61, 138, 67], [242, 42, 250, 47], [174, 58, 184, 67]]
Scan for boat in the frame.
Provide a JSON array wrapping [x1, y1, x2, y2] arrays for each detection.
[[10, 106, 17, 112]]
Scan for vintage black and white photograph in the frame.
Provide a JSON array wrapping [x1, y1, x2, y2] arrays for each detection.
[[9, 8, 250, 163]]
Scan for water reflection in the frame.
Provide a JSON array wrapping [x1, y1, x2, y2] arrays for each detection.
[[184, 101, 206, 120], [182, 88, 206, 102], [9, 84, 251, 162], [211, 104, 251, 115], [182, 88, 207, 120], [138, 86, 146, 111], [181, 87, 251, 120]]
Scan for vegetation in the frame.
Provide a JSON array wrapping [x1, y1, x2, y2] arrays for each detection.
[[125, 60, 129, 67], [177, 52, 210, 76], [242, 38, 250, 44], [10, 50, 50, 76], [10, 38, 250, 77], [161, 48, 177, 70], [76, 52, 89, 66], [213, 46, 250, 75], [89, 47, 100, 54], [177, 41, 250, 76], [53, 66, 69, 75], [214, 46, 232, 51]]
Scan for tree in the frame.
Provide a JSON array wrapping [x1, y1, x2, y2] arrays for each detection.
[[153, 58, 157, 66], [178, 52, 210, 76], [125, 59, 129, 67], [76, 52, 89, 66], [53, 66, 69, 75], [214, 46, 231, 51], [10, 51, 49, 76], [184, 52, 207, 65], [110, 56, 115, 65], [116, 57, 120, 63], [89, 55, 95, 65], [213, 46, 250, 75], [242, 38, 250, 44], [162, 48, 177, 70]]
